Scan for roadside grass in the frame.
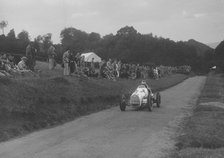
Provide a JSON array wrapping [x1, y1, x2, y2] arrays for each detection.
[[0, 61, 188, 142], [171, 72, 224, 158]]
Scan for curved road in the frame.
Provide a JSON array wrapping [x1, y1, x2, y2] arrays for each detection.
[[0, 76, 206, 158]]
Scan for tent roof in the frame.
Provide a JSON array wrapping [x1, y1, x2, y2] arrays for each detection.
[[81, 52, 101, 62]]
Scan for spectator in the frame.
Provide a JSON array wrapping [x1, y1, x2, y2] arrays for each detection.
[[75, 53, 81, 67], [80, 56, 85, 70], [106, 59, 112, 69], [116, 60, 121, 78], [26, 43, 36, 71], [63, 49, 71, 76], [69, 52, 76, 74], [99, 59, 106, 78], [153, 67, 159, 80], [105, 59, 116, 80], [0, 54, 11, 77], [74, 53, 81, 73], [91, 58, 95, 70], [47, 44, 57, 70], [18, 57, 29, 71], [136, 64, 141, 79]]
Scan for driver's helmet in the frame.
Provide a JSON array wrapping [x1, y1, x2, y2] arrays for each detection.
[[141, 80, 148, 87], [141, 80, 147, 85]]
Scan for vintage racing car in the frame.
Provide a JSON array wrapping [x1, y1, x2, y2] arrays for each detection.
[[120, 81, 161, 111]]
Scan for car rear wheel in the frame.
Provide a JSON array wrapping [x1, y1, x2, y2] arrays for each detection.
[[156, 93, 161, 108], [147, 96, 153, 111]]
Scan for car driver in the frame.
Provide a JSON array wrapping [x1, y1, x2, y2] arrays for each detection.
[[141, 80, 153, 97]]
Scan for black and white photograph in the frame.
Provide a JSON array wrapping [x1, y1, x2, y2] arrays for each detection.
[[0, 0, 224, 157]]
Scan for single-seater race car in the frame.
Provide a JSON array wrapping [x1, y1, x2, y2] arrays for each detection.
[[120, 81, 161, 111]]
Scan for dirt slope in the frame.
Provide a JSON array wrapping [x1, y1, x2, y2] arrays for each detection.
[[0, 76, 206, 158]]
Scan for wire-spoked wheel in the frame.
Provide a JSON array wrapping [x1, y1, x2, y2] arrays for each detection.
[[147, 96, 153, 112], [156, 92, 161, 108]]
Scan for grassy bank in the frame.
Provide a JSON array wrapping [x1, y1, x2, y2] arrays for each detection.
[[0, 62, 188, 142], [171, 72, 224, 158]]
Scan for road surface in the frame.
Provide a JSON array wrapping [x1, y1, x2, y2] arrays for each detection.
[[0, 76, 206, 158]]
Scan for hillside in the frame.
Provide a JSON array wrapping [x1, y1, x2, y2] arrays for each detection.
[[214, 40, 224, 69], [185, 39, 214, 57]]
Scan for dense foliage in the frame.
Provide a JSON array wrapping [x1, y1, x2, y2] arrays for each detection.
[[0, 25, 214, 72], [214, 40, 224, 70]]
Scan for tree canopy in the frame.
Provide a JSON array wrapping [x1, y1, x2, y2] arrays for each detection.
[[17, 30, 30, 42], [0, 20, 8, 35], [0, 25, 214, 72]]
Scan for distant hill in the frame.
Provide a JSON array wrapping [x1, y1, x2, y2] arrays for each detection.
[[214, 40, 224, 69], [185, 39, 214, 57], [206, 42, 220, 49]]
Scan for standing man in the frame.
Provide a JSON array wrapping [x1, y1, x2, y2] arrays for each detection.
[[116, 60, 121, 78], [26, 43, 36, 71], [63, 49, 71, 76], [99, 59, 106, 78], [47, 44, 56, 70], [90, 58, 95, 72]]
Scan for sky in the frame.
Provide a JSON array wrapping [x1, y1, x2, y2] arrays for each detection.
[[0, 0, 224, 44]]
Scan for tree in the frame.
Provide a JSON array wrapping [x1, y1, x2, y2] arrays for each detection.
[[87, 32, 101, 50], [88, 32, 101, 42], [0, 20, 8, 35], [17, 30, 30, 42], [60, 27, 88, 52], [7, 29, 16, 39], [42, 33, 52, 50], [116, 26, 138, 37]]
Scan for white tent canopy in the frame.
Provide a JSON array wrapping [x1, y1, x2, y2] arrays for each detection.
[[81, 52, 101, 62]]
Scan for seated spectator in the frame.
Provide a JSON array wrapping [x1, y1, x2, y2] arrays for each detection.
[[0, 54, 13, 77], [18, 57, 29, 71]]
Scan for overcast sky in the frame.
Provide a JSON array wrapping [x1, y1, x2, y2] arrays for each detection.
[[0, 0, 224, 44]]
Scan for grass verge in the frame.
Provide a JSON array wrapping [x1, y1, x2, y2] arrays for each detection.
[[171, 72, 224, 158], [0, 61, 188, 142]]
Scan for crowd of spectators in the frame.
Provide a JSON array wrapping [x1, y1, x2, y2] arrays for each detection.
[[0, 44, 161, 80], [100, 59, 160, 81], [0, 43, 37, 77], [61, 49, 160, 81], [62, 50, 99, 77], [0, 53, 34, 77]]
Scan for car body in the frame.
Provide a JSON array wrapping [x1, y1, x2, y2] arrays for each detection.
[[120, 84, 161, 111]]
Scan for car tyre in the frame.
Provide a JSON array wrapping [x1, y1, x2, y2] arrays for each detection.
[[147, 96, 153, 111], [156, 93, 161, 108]]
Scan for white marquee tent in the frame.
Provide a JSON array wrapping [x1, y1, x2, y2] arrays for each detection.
[[81, 52, 101, 62]]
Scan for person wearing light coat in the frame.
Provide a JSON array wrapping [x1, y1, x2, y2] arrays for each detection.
[[47, 45, 56, 70], [63, 50, 71, 76]]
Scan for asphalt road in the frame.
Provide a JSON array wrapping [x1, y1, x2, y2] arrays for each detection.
[[0, 76, 206, 158]]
